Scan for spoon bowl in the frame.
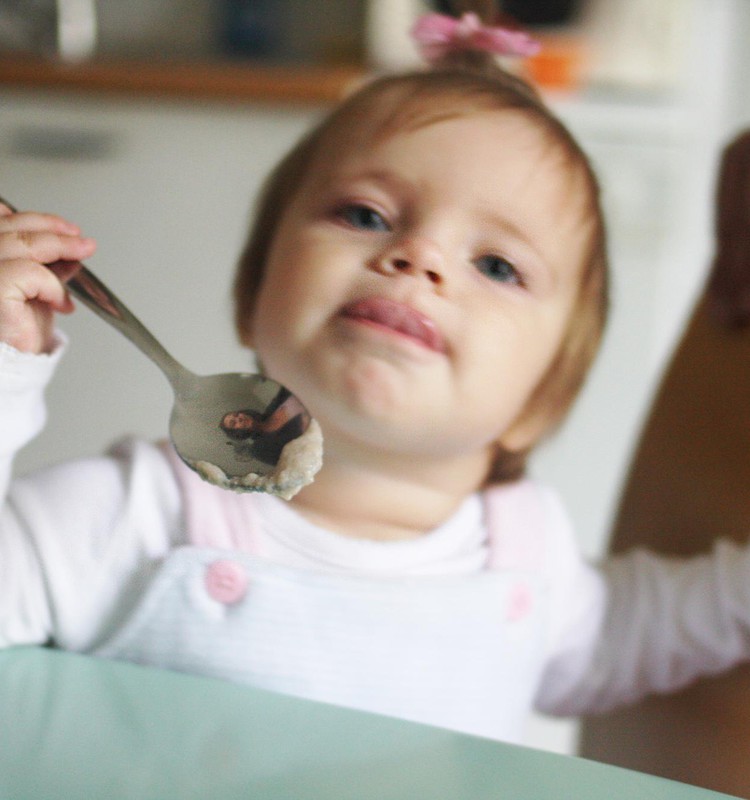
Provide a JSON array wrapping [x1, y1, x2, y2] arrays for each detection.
[[2, 198, 321, 498], [170, 370, 313, 480]]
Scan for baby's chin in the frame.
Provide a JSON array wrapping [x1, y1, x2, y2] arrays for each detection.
[[259, 340, 449, 436]]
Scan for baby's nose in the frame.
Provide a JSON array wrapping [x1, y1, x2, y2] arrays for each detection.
[[379, 237, 444, 285]]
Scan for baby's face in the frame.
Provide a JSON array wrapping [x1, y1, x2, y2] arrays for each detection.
[[250, 109, 591, 471]]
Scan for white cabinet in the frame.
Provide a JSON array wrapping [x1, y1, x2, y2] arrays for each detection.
[[0, 90, 321, 473]]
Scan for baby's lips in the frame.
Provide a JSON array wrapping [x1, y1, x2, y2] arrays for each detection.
[[341, 296, 446, 352]]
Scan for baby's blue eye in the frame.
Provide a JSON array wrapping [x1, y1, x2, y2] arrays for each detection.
[[475, 254, 521, 285], [338, 204, 390, 231]]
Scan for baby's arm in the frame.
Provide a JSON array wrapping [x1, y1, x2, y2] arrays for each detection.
[[0, 202, 95, 354], [0, 439, 183, 650], [0, 202, 96, 496], [531, 491, 750, 718], [0, 337, 184, 651], [0, 204, 182, 650]]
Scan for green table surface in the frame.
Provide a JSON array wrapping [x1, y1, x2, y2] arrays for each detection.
[[0, 647, 739, 799]]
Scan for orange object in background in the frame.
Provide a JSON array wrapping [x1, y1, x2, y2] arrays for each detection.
[[522, 34, 587, 91]]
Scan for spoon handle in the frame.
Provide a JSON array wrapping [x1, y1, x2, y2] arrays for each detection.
[[62, 263, 189, 386], [0, 196, 188, 387]]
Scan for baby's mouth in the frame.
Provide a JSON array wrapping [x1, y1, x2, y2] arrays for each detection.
[[340, 297, 445, 352]]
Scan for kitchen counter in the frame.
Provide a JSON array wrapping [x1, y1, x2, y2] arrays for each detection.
[[0, 55, 365, 105]]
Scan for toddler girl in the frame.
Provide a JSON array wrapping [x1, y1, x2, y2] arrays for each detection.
[[2, 5, 750, 744]]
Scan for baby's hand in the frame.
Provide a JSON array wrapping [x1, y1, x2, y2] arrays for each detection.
[[0, 202, 96, 353]]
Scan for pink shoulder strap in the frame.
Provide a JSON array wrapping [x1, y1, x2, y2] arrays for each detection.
[[160, 441, 261, 553], [484, 479, 547, 571]]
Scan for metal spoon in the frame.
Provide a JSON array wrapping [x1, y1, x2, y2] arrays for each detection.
[[2, 198, 319, 496]]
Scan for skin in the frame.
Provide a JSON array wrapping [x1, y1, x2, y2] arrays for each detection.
[[0, 110, 591, 542], [247, 110, 590, 540], [0, 205, 95, 353]]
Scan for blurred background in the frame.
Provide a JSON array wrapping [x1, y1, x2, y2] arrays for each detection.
[[2, 0, 750, 757]]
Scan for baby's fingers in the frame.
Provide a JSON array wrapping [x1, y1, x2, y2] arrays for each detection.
[[0, 203, 92, 265], [0, 259, 76, 352], [0, 204, 82, 237], [0, 228, 96, 267], [1, 259, 75, 312], [0, 203, 96, 352]]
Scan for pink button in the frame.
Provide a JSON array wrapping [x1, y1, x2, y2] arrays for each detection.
[[205, 560, 248, 605]]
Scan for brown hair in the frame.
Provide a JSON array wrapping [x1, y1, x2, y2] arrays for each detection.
[[233, 49, 608, 484]]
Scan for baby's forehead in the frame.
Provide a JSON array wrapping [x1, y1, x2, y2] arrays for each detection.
[[312, 104, 590, 211], [317, 99, 577, 174]]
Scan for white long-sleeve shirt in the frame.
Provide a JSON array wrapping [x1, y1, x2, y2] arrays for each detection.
[[3, 338, 750, 742]]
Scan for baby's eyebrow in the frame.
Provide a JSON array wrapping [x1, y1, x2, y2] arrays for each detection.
[[479, 209, 541, 256], [335, 168, 411, 195], [478, 209, 557, 288]]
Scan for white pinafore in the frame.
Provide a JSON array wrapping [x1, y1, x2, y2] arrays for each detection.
[[95, 447, 552, 742]]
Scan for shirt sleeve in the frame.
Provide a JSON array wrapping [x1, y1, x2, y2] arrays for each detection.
[[534, 489, 750, 716], [0, 339, 184, 650], [0, 336, 66, 499]]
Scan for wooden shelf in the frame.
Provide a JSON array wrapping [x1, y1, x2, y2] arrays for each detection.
[[0, 56, 365, 105]]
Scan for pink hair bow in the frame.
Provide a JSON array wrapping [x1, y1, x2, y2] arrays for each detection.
[[411, 12, 540, 63]]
